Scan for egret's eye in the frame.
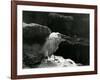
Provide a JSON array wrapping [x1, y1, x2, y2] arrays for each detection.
[[57, 33, 61, 38]]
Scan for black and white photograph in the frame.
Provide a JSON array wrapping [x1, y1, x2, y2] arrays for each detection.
[[22, 11, 90, 68], [11, 1, 97, 79]]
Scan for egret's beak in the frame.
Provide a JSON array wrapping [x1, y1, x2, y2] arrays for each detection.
[[60, 34, 72, 41]]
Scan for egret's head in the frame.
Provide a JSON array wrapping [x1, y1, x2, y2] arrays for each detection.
[[48, 32, 69, 42]]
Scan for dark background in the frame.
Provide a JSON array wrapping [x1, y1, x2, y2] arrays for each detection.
[[23, 11, 90, 66]]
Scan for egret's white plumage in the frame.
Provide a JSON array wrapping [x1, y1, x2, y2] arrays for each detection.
[[41, 32, 66, 62], [49, 32, 60, 39]]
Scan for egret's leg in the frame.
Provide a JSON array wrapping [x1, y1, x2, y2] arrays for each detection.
[[45, 56, 48, 63], [54, 55, 57, 62], [44, 51, 49, 63], [54, 55, 56, 61]]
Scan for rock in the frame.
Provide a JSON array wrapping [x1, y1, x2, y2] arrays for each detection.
[[36, 55, 78, 68], [23, 23, 51, 68]]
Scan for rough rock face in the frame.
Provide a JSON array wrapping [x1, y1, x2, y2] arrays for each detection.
[[23, 23, 51, 68], [36, 55, 78, 68], [23, 23, 51, 45]]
